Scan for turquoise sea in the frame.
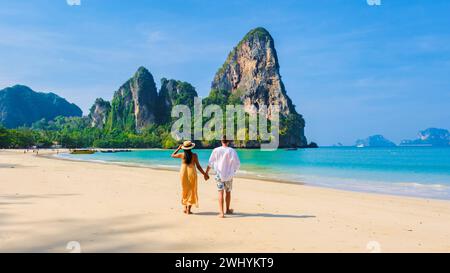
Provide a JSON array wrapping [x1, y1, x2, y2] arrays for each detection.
[[57, 147, 450, 200]]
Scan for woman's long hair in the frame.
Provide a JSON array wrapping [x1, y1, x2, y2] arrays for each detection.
[[184, 149, 193, 165]]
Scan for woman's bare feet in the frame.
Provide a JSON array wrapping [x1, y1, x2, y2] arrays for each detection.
[[188, 205, 193, 214], [218, 213, 225, 218], [183, 206, 188, 214]]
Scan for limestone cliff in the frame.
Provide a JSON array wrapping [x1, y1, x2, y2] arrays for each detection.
[[106, 67, 158, 132], [88, 98, 111, 129], [158, 78, 198, 124], [210, 27, 307, 147]]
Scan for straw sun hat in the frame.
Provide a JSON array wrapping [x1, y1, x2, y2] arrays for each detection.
[[181, 140, 195, 150]]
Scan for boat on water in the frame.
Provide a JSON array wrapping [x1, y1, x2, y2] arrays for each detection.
[[70, 149, 96, 155], [100, 149, 132, 153], [285, 148, 298, 151]]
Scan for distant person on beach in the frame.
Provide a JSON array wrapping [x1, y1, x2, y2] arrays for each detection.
[[171, 141, 209, 215], [206, 136, 240, 218]]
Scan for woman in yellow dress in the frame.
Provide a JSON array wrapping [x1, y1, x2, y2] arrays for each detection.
[[171, 141, 209, 214]]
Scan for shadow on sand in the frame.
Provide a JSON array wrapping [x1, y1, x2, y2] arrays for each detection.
[[195, 211, 315, 219], [0, 164, 17, 169], [0, 193, 186, 252]]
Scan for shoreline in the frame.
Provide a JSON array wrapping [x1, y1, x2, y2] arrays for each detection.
[[48, 150, 450, 202], [1, 149, 450, 252], [46, 151, 307, 187]]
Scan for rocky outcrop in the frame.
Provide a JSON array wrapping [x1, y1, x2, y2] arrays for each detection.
[[86, 28, 311, 148], [106, 67, 159, 132], [210, 27, 307, 147], [88, 98, 111, 129], [0, 85, 82, 128], [356, 135, 396, 147], [96, 69, 198, 131], [400, 128, 450, 147], [158, 78, 198, 124]]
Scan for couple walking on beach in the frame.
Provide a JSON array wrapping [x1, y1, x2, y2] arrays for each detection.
[[171, 136, 240, 218]]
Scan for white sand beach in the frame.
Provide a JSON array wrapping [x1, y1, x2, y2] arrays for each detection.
[[0, 149, 450, 253]]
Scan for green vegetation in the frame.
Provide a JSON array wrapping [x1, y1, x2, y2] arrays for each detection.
[[158, 78, 198, 124], [0, 117, 177, 149], [203, 89, 230, 106], [0, 106, 305, 150], [0, 126, 11, 148], [106, 87, 136, 132], [0, 100, 301, 150], [238, 27, 271, 48]]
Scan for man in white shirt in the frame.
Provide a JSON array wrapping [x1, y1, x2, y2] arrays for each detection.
[[206, 136, 240, 218]]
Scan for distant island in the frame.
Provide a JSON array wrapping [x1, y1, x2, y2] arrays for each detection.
[[400, 128, 450, 147], [355, 135, 396, 147], [0, 27, 314, 149], [354, 128, 450, 148]]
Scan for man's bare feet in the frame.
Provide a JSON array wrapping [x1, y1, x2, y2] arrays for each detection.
[[226, 209, 234, 215]]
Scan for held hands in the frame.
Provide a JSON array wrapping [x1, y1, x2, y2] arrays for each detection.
[[203, 173, 210, 181]]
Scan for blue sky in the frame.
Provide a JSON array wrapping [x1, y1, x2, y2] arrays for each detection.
[[0, 0, 449, 145]]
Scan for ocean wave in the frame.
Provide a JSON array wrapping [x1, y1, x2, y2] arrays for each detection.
[[298, 175, 450, 200], [394, 182, 449, 189], [155, 164, 178, 169]]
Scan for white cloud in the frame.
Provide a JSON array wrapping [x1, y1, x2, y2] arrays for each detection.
[[66, 0, 81, 6]]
